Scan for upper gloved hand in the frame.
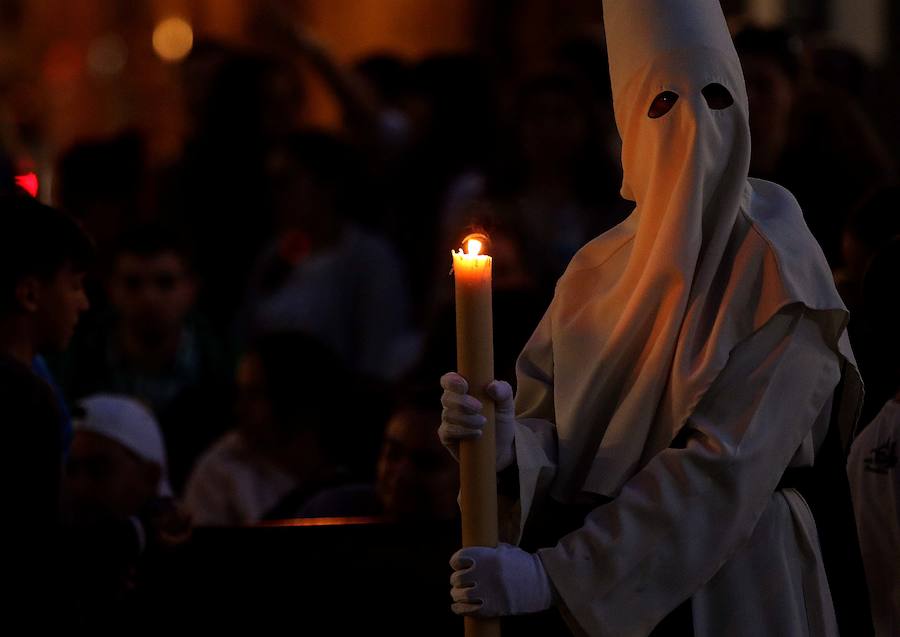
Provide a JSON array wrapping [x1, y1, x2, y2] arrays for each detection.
[[439, 372, 516, 471], [449, 543, 554, 617]]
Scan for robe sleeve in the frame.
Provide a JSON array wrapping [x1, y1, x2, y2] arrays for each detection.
[[536, 306, 841, 636], [501, 305, 560, 543]]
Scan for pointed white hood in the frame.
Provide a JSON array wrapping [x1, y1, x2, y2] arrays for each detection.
[[514, 0, 861, 500]]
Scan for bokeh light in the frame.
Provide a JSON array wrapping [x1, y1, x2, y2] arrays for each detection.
[[152, 16, 193, 63]]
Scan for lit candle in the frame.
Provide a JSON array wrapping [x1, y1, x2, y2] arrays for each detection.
[[451, 233, 500, 637]]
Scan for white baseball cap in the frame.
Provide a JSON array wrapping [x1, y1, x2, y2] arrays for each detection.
[[74, 394, 173, 497]]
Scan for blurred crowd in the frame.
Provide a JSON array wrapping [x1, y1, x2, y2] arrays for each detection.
[[2, 15, 899, 631]]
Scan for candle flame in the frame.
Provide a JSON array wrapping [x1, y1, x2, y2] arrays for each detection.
[[461, 232, 489, 257]]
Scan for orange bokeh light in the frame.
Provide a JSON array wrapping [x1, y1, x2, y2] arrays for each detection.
[[153, 16, 194, 63]]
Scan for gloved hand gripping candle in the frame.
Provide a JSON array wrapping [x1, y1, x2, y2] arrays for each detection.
[[451, 233, 500, 637]]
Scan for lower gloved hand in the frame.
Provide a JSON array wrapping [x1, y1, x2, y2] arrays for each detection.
[[449, 543, 554, 617], [439, 372, 516, 471]]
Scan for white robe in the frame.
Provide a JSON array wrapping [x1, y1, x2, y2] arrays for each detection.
[[493, 0, 862, 632], [503, 306, 841, 637], [848, 399, 900, 637]]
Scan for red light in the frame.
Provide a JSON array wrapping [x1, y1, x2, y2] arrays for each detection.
[[15, 173, 39, 197]]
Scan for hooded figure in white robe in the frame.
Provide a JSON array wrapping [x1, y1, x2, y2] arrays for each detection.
[[445, 0, 865, 635]]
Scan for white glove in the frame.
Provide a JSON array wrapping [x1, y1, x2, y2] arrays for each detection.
[[449, 543, 554, 617], [439, 372, 516, 471]]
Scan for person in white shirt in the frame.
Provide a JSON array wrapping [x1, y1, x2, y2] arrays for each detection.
[[185, 332, 350, 526]]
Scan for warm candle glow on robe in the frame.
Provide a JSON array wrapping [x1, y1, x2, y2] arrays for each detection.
[[452, 233, 500, 637]]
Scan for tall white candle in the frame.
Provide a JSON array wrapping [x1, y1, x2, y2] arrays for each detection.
[[451, 233, 500, 637]]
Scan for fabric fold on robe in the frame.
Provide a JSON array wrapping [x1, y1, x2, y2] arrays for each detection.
[[503, 306, 842, 637]]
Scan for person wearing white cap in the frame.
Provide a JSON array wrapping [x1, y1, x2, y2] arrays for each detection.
[[65, 394, 173, 530], [63, 394, 189, 627], [440, 0, 864, 635]]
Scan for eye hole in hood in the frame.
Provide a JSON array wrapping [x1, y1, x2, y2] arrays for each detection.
[[648, 91, 679, 119], [702, 82, 734, 110]]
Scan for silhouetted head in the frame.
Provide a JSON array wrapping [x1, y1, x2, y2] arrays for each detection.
[[0, 194, 93, 351]]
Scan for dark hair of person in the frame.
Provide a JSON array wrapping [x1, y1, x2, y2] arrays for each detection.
[[409, 53, 496, 173], [554, 36, 614, 103], [354, 54, 412, 105], [862, 237, 900, 350], [55, 131, 144, 216], [858, 237, 900, 422], [391, 383, 441, 421], [845, 185, 900, 253], [733, 25, 802, 82], [278, 129, 369, 222], [811, 45, 870, 99], [113, 224, 194, 272], [249, 330, 347, 440], [487, 71, 618, 211], [0, 193, 94, 313], [194, 51, 301, 140]]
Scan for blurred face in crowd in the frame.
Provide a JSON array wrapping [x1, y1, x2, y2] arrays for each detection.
[[841, 230, 871, 285], [491, 231, 534, 292], [19, 261, 90, 352], [64, 430, 160, 522], [268, 151, 339, 242], [376, 408, 459, 520], [235, 352, 277, 449], [273, 163, 321, 231], [519, 88, 588, 172], [260, 65, 304, 139], [109, 250, 195, 341], [741, 54, 795, 175], [180, 47, 228, 129], [76, 200, 126, 256]]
